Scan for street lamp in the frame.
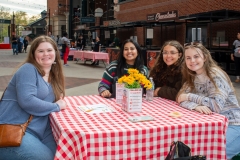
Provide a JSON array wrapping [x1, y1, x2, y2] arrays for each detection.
[[0, 17, 3, 42], [45, 9, 51, 34], [48, 9, 50, 32]]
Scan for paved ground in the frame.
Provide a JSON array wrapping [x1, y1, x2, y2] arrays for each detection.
[[0, 49, 240, 103]]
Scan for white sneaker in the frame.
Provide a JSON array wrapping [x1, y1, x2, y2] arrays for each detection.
[[64, 64, 69, 66]]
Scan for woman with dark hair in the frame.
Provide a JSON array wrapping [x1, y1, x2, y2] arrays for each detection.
[[0, 36, 66, 159], [149, 40, 184, 101], [98, 39, 149, 98]]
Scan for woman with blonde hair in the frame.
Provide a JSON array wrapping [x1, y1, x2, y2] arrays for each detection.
[[177, 42, 240, 159], [0, 36, 66, 159]]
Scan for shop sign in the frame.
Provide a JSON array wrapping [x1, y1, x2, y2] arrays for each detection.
[[103, 20, 121, 26], [81, 17, 95, 23], [147, 10, 178, 22], [76, 24, 86, 30], [0, 19, 11, 24]]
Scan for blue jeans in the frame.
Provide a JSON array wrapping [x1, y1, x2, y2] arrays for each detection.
[[0, 131, 56, 160], [226, 125, 240, 159], [12, 44, 18, 55]]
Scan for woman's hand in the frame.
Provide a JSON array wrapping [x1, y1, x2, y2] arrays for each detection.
[[231, 54, 234, 61], [194, 106, 212, 115], [100, 90, 112, 98], [177, 93, 189, 103], [154, 87, 161, 97], [56, 99, 67, 110]]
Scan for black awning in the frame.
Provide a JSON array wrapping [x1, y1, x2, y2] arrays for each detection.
[[89, 26, 101, 30], [179, 9, 240, 22]]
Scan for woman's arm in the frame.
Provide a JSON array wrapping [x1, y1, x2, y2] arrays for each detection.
[[140, 66, 149, 78], [98, 63, 117, 96], [184, 76, 230, 113], [15, 64, 61, 116], [157, 80, 182, 101]]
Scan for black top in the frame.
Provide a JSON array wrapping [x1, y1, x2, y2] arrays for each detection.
[[23, 39, 28, 46], [93, 41, 101, 52], [12, 37, 17, 45], [77, 38, 86, 49]]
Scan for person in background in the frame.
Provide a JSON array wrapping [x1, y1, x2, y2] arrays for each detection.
[[98, 39, 149, 98], [61, 32, 70, 66], [231, 33, 240, 83], [76, 34, 86, 50], [26, 33, 36, 54], [91, 36, 101, 65], [23, 36, 28, 53], [18, 36, 24, 53], [0, 36, 66, 159], [48, 31, 55, 40], [57, 35, 62, 48], [177, 42, 240, 160], [56, 35, 60, 45], [113, 34, 120, 48], [149, 40, 184, 101], [11, 35, 18, 55]]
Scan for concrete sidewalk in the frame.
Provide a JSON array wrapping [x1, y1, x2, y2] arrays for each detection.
[[0, 49, 240, 103], [0, 49, 105, 97]]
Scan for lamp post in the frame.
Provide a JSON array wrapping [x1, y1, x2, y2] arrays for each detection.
[[48, 9, 50, 33], [0, 17, 3, 42]]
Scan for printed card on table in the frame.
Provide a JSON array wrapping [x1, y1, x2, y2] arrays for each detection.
[[122, 88, 142, 113], [115, 83, 124, 104], [78, 103, 115, 114]]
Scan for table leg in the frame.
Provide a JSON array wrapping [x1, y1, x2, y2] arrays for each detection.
[[76, 58, 80, 63], [102, 60, 106, 67]]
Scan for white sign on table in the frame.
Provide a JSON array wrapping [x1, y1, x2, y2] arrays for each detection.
[[115, 83, 124, 104]]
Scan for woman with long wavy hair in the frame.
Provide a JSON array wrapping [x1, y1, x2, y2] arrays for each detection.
[[149, 40, 184, 101], [0, 36, 66, 160], [177, 42, 240, 159]]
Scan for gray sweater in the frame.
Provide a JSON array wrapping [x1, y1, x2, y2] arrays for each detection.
[[0, 63, 60, 140], [180, 69, 240, 125]]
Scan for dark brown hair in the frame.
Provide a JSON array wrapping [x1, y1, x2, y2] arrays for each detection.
[[150, 40, 184, 85]]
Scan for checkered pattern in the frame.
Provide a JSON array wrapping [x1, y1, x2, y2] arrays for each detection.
[[50, 95, 228, 160], [73, 51, 109, 63]]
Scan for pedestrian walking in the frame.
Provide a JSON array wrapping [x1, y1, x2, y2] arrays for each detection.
[[231, 33, 240, 83]]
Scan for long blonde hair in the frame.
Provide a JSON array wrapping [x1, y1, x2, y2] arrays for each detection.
[[22, 35, 65, 101], [177, 43, 233, 99]]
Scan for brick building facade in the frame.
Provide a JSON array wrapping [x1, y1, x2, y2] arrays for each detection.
[[114, 0, 240, 48]]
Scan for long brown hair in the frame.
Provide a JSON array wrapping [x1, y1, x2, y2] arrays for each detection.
[[21, 35, 65, 101], [150, 40, 184, 85], [177, 43, 233, 98]]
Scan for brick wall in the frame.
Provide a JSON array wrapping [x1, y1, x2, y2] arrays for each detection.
[[116, 0, 240, 21], [115, 0, 240, 47]]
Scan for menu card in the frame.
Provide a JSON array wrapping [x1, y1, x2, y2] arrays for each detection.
[[78, 104, 115, 114], [116, 83, 124, 104]]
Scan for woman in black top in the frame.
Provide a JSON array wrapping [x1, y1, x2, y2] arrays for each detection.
[[91, 36, 101, 65], [23, 37, 28, 53]]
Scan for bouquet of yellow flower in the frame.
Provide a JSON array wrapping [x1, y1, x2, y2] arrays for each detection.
[[117, 68, 152, 89]]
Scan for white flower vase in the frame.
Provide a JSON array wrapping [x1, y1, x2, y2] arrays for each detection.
[[121, 87, 142, 113]]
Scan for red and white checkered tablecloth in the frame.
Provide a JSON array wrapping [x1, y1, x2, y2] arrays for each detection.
[[50, 95, 228, 160], [73, 51, 109, 63]]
